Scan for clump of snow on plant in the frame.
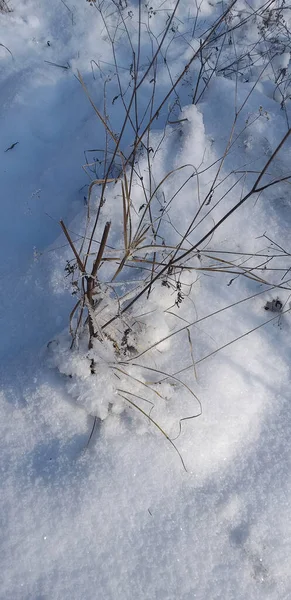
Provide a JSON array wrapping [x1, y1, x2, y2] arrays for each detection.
[[48, 279, 197, 431]]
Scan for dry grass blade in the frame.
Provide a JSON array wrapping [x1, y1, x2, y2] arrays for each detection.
[[85, 416, 98, 449], [69, 299, 81, 337], [113, 366, 166, 400], [0, 42, 13, 58], [118, 392, 188, 472], [91, 221, 111, 278], [123, 173, 132, 249], [84, 295, 104, 342], [187, 328, 198, 382], [171, 409, 203, 442], [60, 220, 85, 273], [125, 362, 201, 411], [117, 388, 155, 409], [196, 264, 268, 285], [110, 257, 128, 282], [122, 180, 129, 253]]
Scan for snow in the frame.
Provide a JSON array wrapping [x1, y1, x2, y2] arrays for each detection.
[[1, 0, 291, 598]]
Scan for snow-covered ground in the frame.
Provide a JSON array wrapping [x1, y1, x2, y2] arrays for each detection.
[[1, 1, 291, 598]]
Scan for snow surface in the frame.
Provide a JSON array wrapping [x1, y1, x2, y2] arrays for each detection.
[[1, 1, 291, 599]]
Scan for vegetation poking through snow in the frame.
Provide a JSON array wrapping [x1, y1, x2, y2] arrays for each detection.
[[47, 0, 291, 468]]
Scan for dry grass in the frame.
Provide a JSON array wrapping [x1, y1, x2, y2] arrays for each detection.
[[54, 0, 291, 468]]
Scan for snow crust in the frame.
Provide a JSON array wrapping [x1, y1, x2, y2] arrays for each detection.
[[1, 1, 291, 598]]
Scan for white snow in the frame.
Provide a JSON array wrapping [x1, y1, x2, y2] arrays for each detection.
[[1, 1, 291, 599]]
